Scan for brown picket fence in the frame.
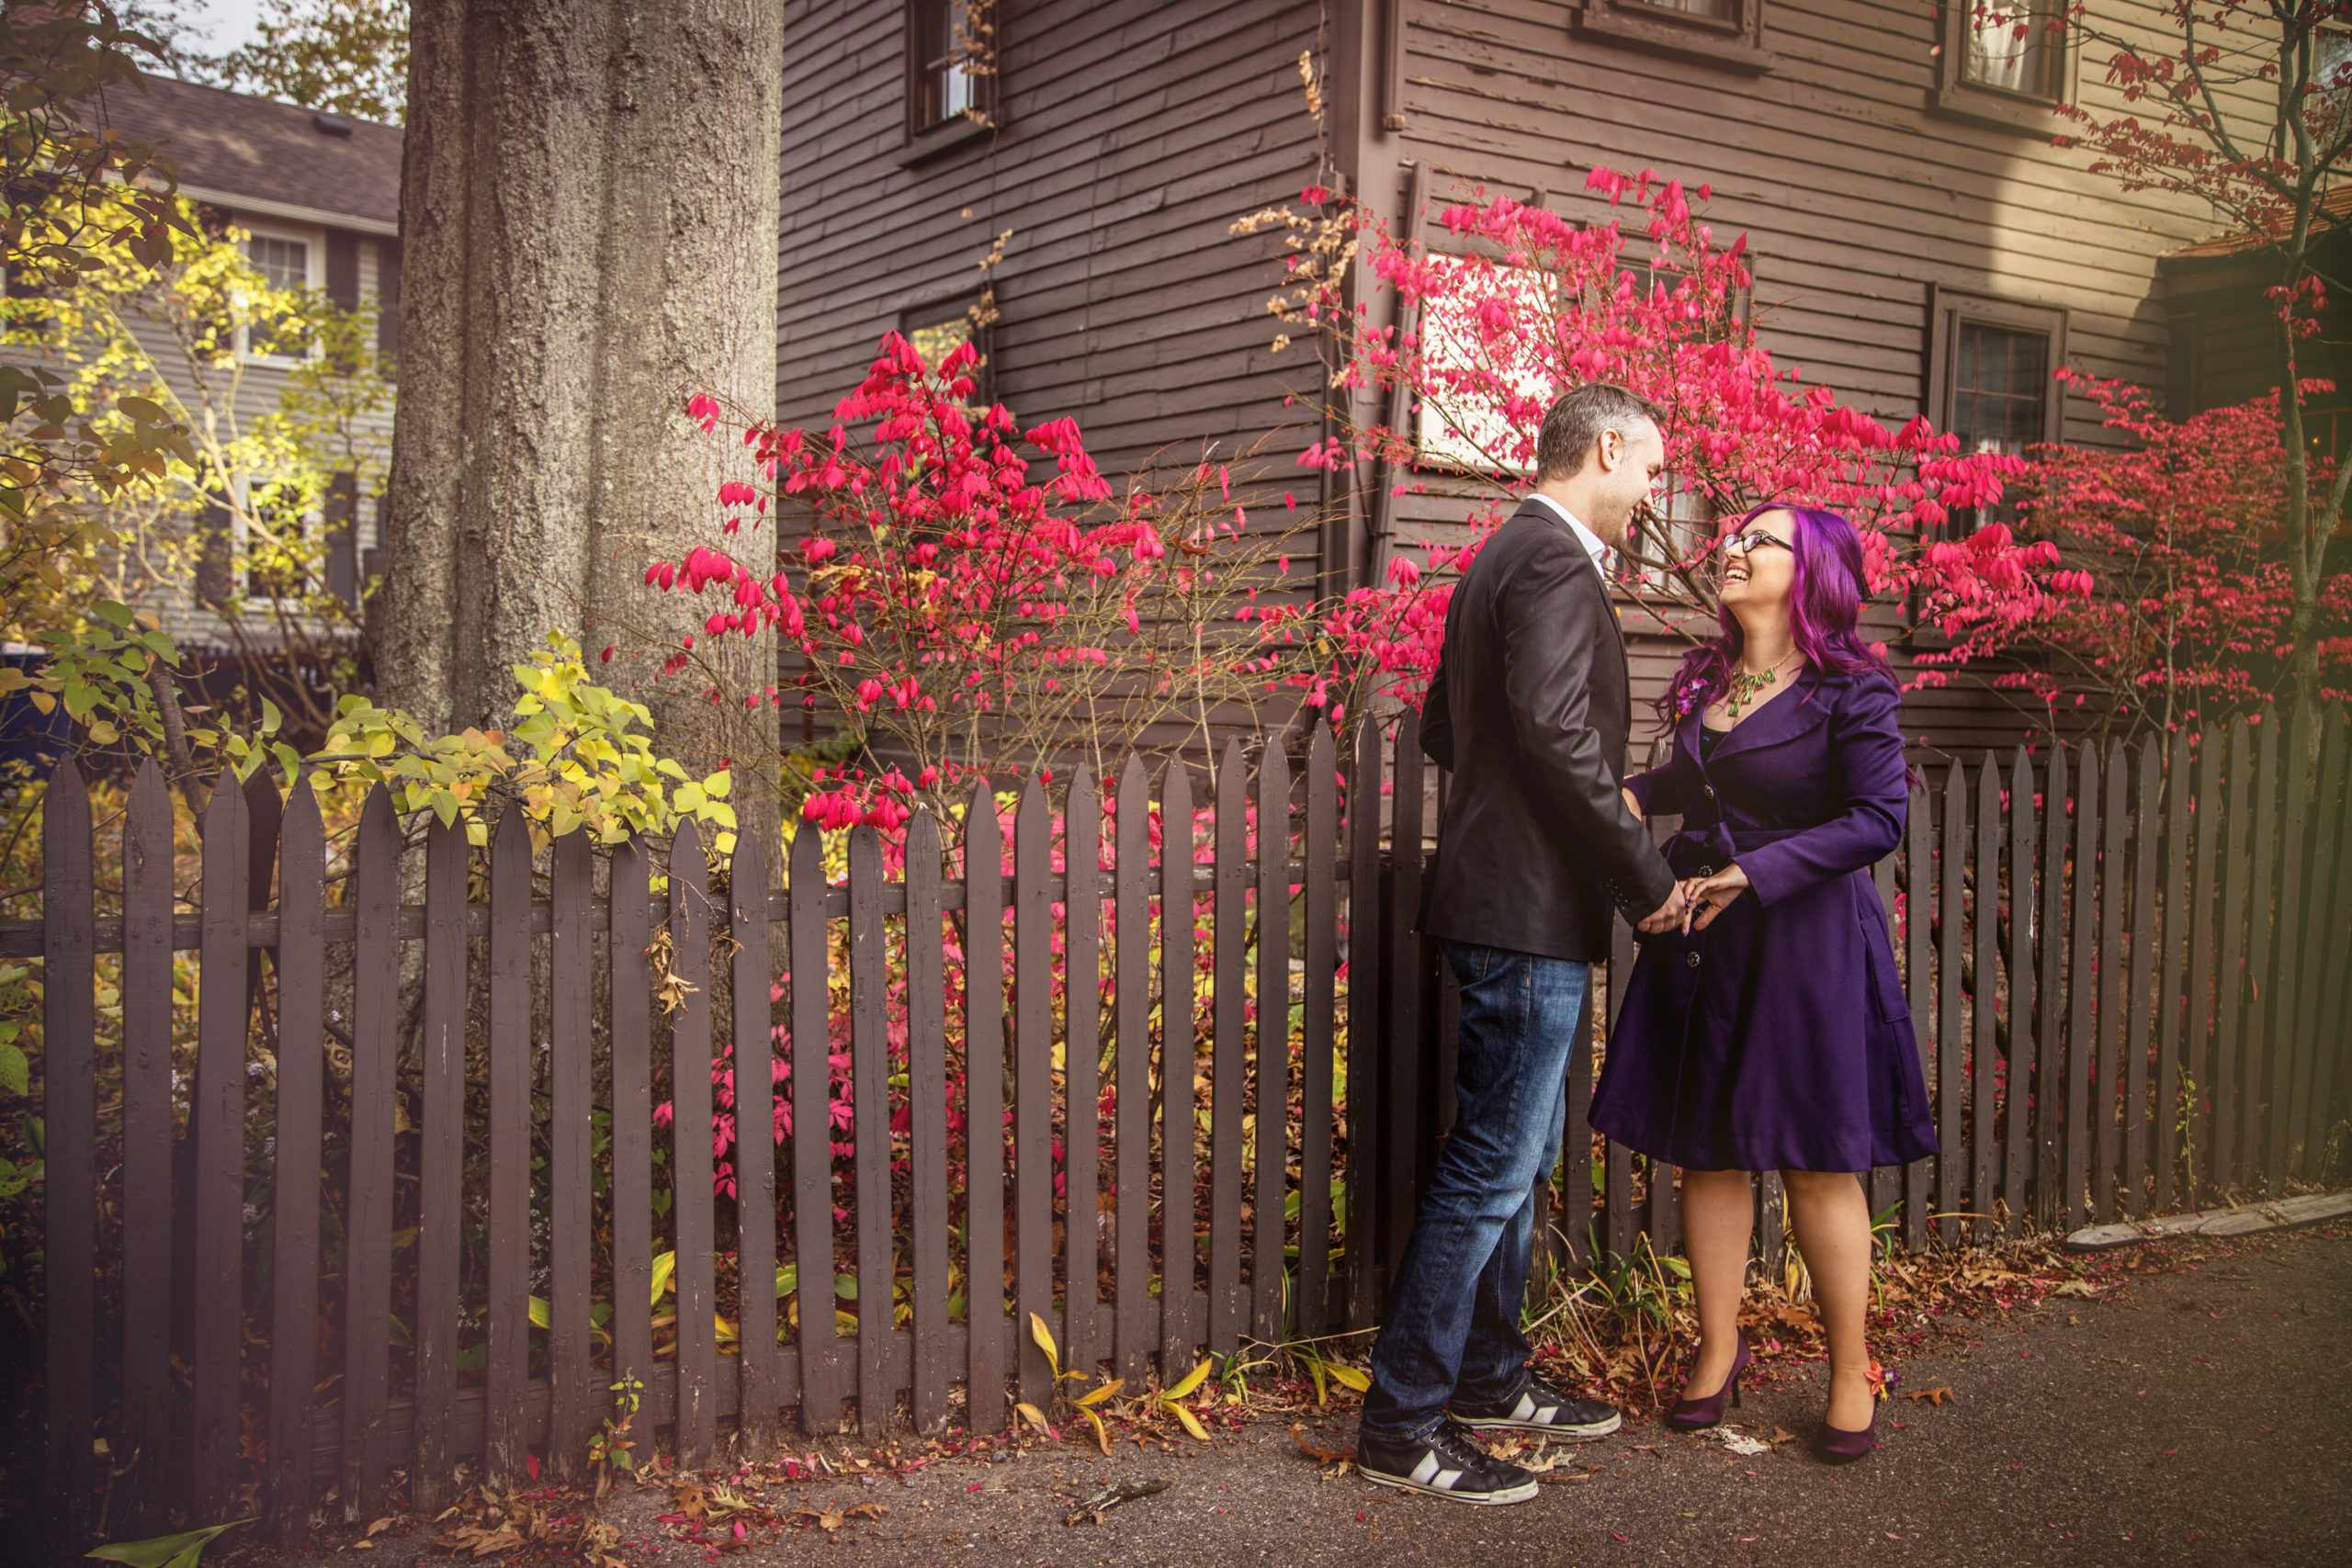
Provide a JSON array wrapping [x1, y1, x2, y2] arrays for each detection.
[[17, 705, 2352, 1547]]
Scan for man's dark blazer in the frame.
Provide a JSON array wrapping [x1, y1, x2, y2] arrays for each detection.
[[1415, 499, 1679, 963]]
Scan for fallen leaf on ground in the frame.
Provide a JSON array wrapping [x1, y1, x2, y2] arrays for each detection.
[[1906, 1385, 1956, 1406], [1290, 1424, 1352, 1466], [792, 1503, 885, 1534]]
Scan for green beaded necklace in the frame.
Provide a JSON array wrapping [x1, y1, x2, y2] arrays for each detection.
[[1723, 649, 1799, 721]]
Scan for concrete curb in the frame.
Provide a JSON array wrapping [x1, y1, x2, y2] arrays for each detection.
[[2064, 1189, 2352, 1249]]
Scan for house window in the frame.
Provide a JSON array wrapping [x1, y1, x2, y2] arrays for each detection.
[[1961, 0, 2063, 98], [0, 258, 54, 344], [1633, 0, 1736, 17], [1613, 252, 1752, 590], [247, 234, 308, 293], [2315, 21, 2352, 152], [1936, 2, 2072, 127], [235, 223, 322, 367], [233, 473, 325, 604], [1572, 0, 1771, 72], [905, 0, 993, 143], [1622, 474, 1717, 593], [1412, 263, 1556, 475], [899, 293, 994, 410], [1928, 288, 2067, 531], [2319, 26, 2352, 91]]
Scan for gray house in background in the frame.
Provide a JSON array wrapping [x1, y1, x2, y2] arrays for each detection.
[[73, 73, 403, 652]]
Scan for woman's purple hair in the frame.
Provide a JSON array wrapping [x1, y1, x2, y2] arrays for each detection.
[[1655, 502, 1890, 726]]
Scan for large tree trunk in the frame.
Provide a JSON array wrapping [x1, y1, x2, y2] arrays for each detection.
[[379, 0, 784, 821]]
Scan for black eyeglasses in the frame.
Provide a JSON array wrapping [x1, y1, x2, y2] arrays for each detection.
[[1722, 527, 1792, 556]]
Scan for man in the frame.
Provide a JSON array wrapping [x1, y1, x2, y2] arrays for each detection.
[[1355, 383, 1686, 1506]]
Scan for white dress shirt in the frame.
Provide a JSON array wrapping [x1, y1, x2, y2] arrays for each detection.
[[1525, 491, 1613, 580]]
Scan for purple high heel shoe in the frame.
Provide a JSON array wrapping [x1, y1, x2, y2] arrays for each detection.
[[1664, 1334, 1749, 1432], [1815, 1397, 1879, 1463]]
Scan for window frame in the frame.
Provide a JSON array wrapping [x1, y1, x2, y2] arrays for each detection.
[[1608, 248, 1758, 597], [229, 470, 328, 610], [900, 0, 997, 164], [1572, 0, 1773, 74], [0, 256, 56, 344], [1927, 285, 2068, 539], [1407, 259, 1559, 479], [1932, 1, 2077, 134], [233, 218, 325, 371], [2317, 22, 2352, 94], [898, 291, 996, 410]]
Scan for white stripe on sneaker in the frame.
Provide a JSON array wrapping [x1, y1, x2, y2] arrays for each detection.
[[1356, 1465, 1539, 1506]]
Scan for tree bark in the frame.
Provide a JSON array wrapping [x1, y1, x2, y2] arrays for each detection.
[[379, 0, 784, 824]]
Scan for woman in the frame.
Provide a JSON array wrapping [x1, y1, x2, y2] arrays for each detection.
[[1589, 502, 1934, 1464]]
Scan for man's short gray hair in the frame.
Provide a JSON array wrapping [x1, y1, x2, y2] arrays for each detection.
[[1535, 383, 1661, 482]]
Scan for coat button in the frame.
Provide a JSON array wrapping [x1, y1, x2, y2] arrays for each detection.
[[1685, 951, 1701, 969]]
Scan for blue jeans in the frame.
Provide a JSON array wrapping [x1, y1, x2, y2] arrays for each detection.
[[1360, 942, 1588, 1443]]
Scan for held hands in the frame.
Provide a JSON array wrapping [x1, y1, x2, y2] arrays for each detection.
[[1676, 863, 1750, 934], [1635, 882, 1688, 934]]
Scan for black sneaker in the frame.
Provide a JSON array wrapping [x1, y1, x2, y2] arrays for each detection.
[[1355, 1419, 1539, 1506], [1451, 1371, 1623, 1438]]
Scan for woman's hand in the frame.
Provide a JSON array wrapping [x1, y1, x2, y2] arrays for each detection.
[[1621, 785, 1645, 823], [1679, 863, 1751, 935]]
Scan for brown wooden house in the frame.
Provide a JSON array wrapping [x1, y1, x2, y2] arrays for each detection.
[[780, 0, 2274, 762]]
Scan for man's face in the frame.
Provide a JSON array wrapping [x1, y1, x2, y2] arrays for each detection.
[[1585, 417, 1667, 549]]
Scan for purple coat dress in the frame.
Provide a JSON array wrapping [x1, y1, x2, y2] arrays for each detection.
[[1589, 664, 1938, 1175]]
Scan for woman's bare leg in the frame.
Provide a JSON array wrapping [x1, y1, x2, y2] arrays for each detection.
[[1677, 1167, 1753, 1400], [1781, 1168, 1875, 1429]]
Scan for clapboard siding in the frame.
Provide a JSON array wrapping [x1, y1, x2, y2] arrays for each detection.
[[775, 0, 2252, 761], [1367, 0, 2242, 758], [777, 0, 1327, 525], [1388, 0, 2223, 434]]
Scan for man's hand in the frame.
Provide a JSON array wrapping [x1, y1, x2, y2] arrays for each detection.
[[1679, 864, 1751, 934], [1635, 884, 1688, 934]]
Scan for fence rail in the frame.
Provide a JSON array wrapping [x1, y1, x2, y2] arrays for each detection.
[[20, 707, 2352, 1547]]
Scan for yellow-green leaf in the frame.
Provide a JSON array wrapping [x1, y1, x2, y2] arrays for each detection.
[[85, 1518, 249, 1566], [1171, 1404, 1210, 1442], [650, 1250, 677, 1304], [1013, 1401, 1050, 1434], [1326, 1363, 1371, 1393], [1164, 1358, 1214, 1400], [1080, 1405, 1110, 1455], [527, 1295, 549, 1330], [1075, 1379, 1124, 1408], [1027, 1311, 1059, 1377]]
